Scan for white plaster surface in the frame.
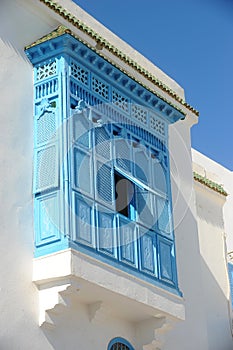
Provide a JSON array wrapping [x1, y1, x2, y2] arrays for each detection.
[[192, 148, 233, 252], [164, 120, 210, 349], [193, 181, 233, 350], [0, 24, 53, 350]]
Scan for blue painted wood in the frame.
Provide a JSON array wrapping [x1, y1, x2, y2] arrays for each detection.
[[26, 33, 184, 124], [96, 162, 114, 205], [97, 208, 116, 257], [140, 231, 157, 275], [135, 187, 155, 229], [73, 147, 92, 195], [118, 216, 137, 267], [70, 59, 90, 88], [115, 138, 132, 173], [26, 31, 182, 295], [72, 113, 91, 149], [157, 198, 172, 236], [74, 194, 93, 246], [157, 235, 177, 286], [35, 192, 61, 246]]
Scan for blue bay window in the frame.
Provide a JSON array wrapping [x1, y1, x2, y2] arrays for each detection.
[[25, 26, 184, 295]]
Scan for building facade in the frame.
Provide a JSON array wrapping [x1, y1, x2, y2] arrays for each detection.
[[0, 0, 232, 349]]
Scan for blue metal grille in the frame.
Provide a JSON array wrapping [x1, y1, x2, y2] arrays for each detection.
[[110, 343, 131, 350]]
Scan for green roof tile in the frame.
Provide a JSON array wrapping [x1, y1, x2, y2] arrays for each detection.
[[25, 25, 71, 48], [193, 172, 228, 196], [36, 0, 199, 116]]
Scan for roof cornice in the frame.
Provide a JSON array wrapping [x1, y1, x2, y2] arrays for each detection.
[[37, 0, 199, 117], [193, 171, 228, 196]]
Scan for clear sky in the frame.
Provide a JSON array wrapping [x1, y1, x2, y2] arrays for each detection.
[[74, 0, 233, 170]]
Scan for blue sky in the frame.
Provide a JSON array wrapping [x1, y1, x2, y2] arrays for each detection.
[[74, 0, 233, 170]]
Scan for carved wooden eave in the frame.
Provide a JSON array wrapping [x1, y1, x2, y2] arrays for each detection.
[[25, 26, 185, 125]]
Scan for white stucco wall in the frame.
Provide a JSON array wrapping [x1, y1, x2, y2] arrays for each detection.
[[191, 149, 233, 349], [194, 181, 232, 349], [0, 0, 233, 349], [0, 26, 51, 350], [192, 149, 233, 252], [164, 128, 233, 350], [164, 118, 209, 349]]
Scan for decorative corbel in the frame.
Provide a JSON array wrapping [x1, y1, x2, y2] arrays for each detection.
[[136, 316, 176, 350]]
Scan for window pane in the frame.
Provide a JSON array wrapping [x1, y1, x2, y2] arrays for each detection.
[[157, 197, 172, 235], [136, 187, 155, 228]]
